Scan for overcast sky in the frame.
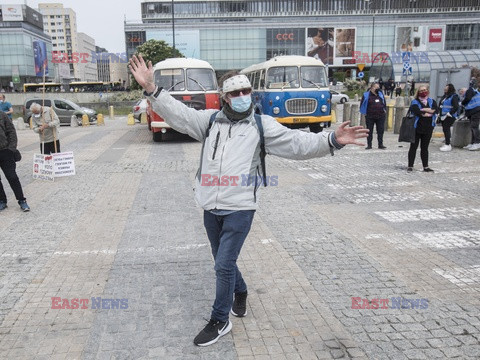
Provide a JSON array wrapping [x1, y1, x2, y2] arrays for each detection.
[[10, 0, 144, 53]]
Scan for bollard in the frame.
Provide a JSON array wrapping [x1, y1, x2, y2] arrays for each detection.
[[127, 113, 135, 125], [109, 106, 115, 120], [343, 102, 351, 123], [30, 117, 33, 129], [16, 118, 26, 130], [140, 112, 147, 124], [97, 114, 104, 126], [350, 103, 360, 126], [387, 103, 394, 131], [360, 114, 366, 128], [354, 94, 359, 102], [330, 103, 337, 124], [82, 114, 89, 126], [71, 115, 79, 127]]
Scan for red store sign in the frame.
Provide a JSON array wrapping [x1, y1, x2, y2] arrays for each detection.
[[429, 28, 443, 43], [276, 33, 294, 41]]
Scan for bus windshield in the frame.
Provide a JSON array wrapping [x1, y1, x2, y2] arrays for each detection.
[[266, 66, 299, 89], [300, 66, 328, 88], [154, 69, 185, 91], [186, 69, 216, 91]]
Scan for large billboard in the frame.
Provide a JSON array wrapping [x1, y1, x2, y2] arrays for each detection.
[[1, 4, 23, 21], [306, 28, 334, 65], [146, 30, 200, 58], [335, 28, 356, 59], [33, 40, 48, 76]]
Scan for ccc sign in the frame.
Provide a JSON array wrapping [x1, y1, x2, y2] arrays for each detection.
[[276, 33, 294, 41]]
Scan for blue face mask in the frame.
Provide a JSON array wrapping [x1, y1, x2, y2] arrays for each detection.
[[230, 94, 251, 113]]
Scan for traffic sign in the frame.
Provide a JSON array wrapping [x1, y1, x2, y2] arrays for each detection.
[[358, 64, 365, 72], [402, 52, 411, 62], [358, 71, 364, 79]]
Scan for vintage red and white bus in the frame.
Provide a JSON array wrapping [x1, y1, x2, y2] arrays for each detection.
[[146, 58, 221, 141]]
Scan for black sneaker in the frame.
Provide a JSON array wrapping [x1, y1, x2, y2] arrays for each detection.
[[193, 319, 232, 347], [378, 145, 387, 149], [423, 167, 434, 173], [407, 167, 413, 172], [231, 291, 248, 317], [365, 146, 372, 150]]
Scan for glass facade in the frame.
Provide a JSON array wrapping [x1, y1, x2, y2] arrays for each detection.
[[445, 24, 480, 50], [0, 31, 53, 79]]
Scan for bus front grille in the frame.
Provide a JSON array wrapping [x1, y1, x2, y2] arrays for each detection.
[[285, 98, 317, 115]]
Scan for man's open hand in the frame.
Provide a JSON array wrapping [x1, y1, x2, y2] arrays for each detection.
[[334, 121, 369, 146], [129, 55, 156, 93]]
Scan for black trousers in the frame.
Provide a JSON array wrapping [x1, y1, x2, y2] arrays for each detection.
[[441, 116, 455, 145], [366, 116, 386, 147], [469, 111, 480, 144], [40, 140, 61, 155], [408, 131, 433, 168], [0, 149, 25, 203]]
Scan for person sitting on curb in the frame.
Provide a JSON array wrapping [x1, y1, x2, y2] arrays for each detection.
[[0, 112, 30, 212], [461, 78, 480, 151], [437, 84, 460, 152], [129, 54, 369, 347], [360, 82, 387, 150]]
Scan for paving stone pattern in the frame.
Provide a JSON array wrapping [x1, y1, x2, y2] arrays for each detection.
[[0, 118, 479, 359]]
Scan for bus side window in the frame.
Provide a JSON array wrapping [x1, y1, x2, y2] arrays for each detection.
[[259, 70, 265, 89], [253, 71, 260, 90]]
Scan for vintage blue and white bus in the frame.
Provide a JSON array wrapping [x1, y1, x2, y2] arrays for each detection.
[[241, 55, 331, 133]]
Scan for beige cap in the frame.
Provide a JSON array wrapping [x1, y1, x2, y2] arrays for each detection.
[[222, 75, 252, 94]]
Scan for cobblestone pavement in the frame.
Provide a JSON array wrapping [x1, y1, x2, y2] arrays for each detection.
[[0, 117, 479, 359]]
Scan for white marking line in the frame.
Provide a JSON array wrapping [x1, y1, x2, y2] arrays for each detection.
[[0, 244, 208, 258], [375, 207, 480, 223], [366, 230, 480, 249], [260, 238, 273, 244], [328, 180, 419, 190], [353, 190, 458, 204], [434, 265, 480, 287]]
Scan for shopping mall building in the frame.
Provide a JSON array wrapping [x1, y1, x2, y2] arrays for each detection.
[[124, 0, 480, 82]]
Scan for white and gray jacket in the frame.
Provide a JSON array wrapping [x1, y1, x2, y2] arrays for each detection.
[[147, 89, 342, 211]]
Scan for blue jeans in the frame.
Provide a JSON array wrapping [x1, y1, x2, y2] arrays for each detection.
[[203, 210, 255, 322]]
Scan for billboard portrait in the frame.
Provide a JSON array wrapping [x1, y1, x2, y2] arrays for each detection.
[[335, 28, 356, 58], [396, 27, 413, 52], [33, 40, 48, 76], [306, 27, 334, 65]]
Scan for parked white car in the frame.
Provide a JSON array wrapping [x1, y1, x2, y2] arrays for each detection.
[[330, 90, 349, 104], [133, 99, 148, 120]]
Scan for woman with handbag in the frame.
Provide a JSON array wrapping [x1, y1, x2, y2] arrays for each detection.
[[407, 85, 438, 173], [437, 84, 459, 152]]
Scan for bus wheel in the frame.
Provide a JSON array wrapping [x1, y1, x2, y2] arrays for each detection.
[[153, 131, 162, 142], [309, 124, 323, 133]]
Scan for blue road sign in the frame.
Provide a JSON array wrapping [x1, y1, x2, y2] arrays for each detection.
[[358, 71, 364, 78]]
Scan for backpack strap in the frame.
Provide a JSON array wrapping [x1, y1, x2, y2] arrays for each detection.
[[254, 114, 267, 187], [205, 111, 220, 139]]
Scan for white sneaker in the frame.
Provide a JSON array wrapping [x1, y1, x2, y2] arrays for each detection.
[[469, 143, 480, 151], [440, 144, 452, 152], [464, 144, 473, 150]]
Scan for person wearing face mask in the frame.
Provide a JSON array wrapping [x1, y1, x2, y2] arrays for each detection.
[[407, 86, 437, 172], [360, 82, 387, 150], [0, 94, 14, 119], [437, 84, 459, 152], [129, 55, 369, 347], [461, 78, 480, 151], [29, 103, 61, 155]]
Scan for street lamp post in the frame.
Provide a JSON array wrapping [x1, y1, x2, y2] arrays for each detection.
[[172, 0, 176, 57]]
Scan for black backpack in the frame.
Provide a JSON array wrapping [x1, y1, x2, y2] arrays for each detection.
[[206, 111, 267, 186]]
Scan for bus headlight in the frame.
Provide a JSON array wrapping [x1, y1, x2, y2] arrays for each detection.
[[273, 107, 280, 115], [321, 105, 328, 113]]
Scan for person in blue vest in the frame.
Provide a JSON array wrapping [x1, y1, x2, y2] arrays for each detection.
[[461, 78, 480, 151], [360, 82, 387, 149], [0, 94, 13, 119], [437, 84, 459, 152], [407, 85, 437, 172]]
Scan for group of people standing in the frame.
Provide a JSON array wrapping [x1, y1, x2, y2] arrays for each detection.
[[360, 77, 480, 173], [0, 98, 61, 213]]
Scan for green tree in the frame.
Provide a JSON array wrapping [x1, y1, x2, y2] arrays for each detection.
[[130, 39, 184, 90]]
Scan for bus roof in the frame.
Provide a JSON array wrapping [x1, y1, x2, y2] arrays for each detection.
[[241, 56, 325, 74], [153, 58, 214, 71]]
